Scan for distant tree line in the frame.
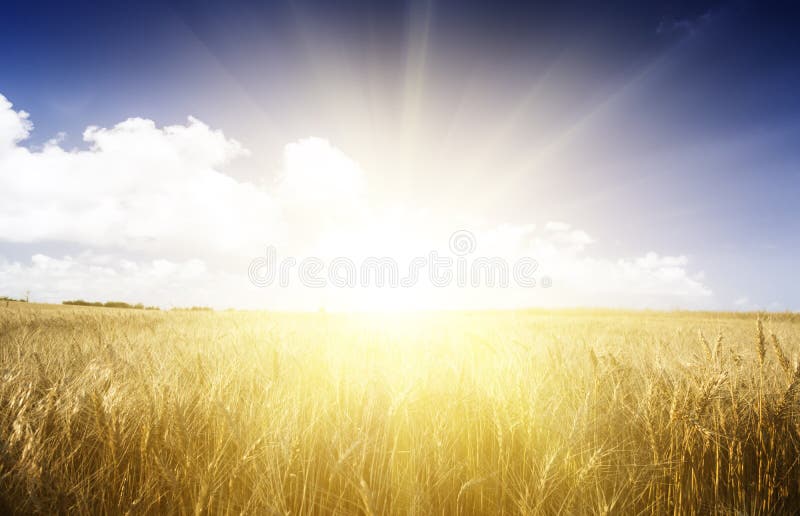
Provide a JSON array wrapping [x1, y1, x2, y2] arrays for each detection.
[[1, 296, 28, 303], [62, 300, 214, 311], [62, 300, 160, 310]]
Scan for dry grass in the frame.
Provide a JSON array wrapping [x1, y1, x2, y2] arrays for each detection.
[[1, 302, 799, 514]]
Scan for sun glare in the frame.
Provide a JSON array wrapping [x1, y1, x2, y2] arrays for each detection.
[[2, 0, 799, 514]]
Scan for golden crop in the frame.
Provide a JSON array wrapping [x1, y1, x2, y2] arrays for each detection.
[[0, 302, 799, 514]]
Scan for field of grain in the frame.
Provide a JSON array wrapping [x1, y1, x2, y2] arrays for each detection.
[[0, 302, 799, 514]]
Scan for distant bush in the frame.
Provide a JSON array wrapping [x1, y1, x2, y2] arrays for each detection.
[[102, 301, 136, 309], [62, 300, 103, 307], [170, 306, 213, 312]]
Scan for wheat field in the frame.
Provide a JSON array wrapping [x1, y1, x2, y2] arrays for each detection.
[[1, 302, 799, 514]]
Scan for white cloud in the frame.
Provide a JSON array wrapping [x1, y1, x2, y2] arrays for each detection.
[[544, 221, 571, 232], [0, 252, 243, 308], [542, 221, 594, 251], [0, 94, 279, 259], [469, 225, 712, 308], [730, 296, 783, 312], [768, 301, 784, 312], [274, 137, 369, 246], [277, 137, 364, 203], [0, 95, 32, 153], [0, 92, 715, 309]]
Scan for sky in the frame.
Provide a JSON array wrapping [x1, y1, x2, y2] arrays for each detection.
[[0, 0, 798, 311]]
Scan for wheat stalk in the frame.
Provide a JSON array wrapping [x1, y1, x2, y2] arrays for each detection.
[[771, 333, 791, 376]]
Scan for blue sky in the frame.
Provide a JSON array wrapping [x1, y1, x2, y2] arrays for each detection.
[[0, 0, 798, 310]]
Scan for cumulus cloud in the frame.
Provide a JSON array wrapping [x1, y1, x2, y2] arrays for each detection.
[[275, 137, 369, 246], [0, 95, 32, 152], [277, 137, 364, 203], [0, 92, 714, 309], [0, 94, 279, 259], [0, 252, 249, 308], [542, 221, 594, 251], [730, 296, 784, 312], [461, 224, 712, 308]]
